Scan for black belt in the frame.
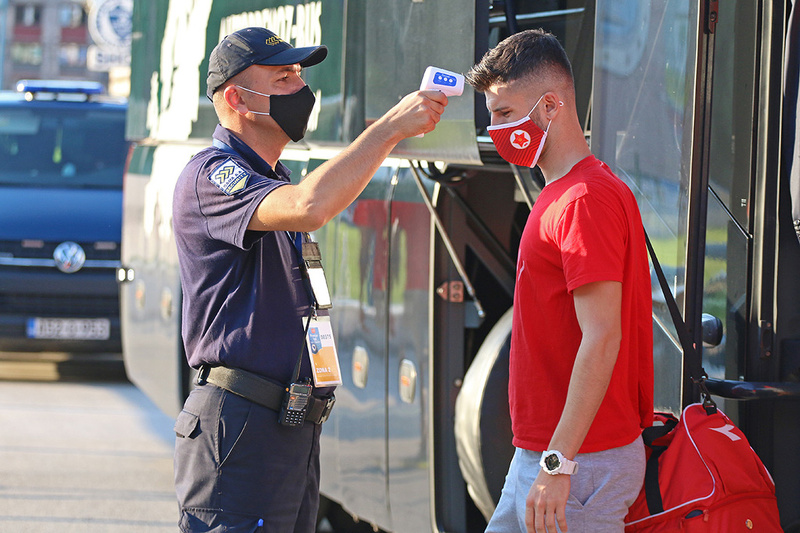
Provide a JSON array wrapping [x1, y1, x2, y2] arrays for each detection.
[[195, 365, 335, 425]]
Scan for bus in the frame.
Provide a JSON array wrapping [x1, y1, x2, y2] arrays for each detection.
[[118, 0, 800, 531]]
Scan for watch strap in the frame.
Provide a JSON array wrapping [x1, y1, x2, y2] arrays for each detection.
[[559, 456, 578, 475]]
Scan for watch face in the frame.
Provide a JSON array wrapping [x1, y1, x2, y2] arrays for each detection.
[[544, 453, 561, 471]]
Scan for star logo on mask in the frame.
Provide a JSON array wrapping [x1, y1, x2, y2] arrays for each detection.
[[510, 130, 531, 149]]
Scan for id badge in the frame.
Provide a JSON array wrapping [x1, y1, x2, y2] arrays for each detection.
[[305, 316, 342, 386], [302, 242, 332, 309]]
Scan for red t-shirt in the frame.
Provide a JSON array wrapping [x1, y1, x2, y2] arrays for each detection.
[[509, 155, 653, 453]]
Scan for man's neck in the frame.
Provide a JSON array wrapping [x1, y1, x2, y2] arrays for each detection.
[[540, 150, 591, 185], [223, 122, 286, 169], [539, 128, 592, 184]]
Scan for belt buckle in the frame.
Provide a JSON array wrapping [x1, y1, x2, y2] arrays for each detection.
[[319, 395, 335, 424]]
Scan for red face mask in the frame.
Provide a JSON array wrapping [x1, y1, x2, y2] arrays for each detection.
[[487, 94, 551, 168]]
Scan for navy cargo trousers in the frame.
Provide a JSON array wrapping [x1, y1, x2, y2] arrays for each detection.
[[173, 383, 322, 532]]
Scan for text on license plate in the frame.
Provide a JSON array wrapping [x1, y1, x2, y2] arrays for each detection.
[[26, 318, 111, 340]]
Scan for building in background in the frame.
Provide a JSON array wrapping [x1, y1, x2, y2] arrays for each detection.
[[0, 0, 131, 96]]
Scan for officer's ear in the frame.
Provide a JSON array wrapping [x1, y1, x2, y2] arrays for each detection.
[[221, 84, 250, 116]]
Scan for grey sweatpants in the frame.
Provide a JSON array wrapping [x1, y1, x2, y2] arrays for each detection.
[[486, 436, 645, 533]]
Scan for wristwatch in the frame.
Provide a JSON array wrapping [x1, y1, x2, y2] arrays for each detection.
[[539, 450, 579, 475]]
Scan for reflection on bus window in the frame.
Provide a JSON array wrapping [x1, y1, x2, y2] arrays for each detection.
[[593, 0, 698, 412]]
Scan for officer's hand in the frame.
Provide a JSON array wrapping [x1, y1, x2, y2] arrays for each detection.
[[379, 90, 448, 141]]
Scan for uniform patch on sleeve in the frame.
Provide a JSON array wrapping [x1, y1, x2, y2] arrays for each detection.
[[207, 158, 250, 195]]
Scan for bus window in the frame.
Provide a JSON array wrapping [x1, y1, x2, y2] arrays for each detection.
[[592, 0, 700, 413]]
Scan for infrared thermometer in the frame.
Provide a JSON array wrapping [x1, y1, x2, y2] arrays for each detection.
[[417, 66, 464, 137], [419, 66, 465, 96]]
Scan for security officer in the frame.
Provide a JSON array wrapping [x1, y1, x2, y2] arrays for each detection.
[[171, 27, 447, 532]]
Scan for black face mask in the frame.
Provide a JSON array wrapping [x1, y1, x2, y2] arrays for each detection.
[[236, 84, 316, 142]]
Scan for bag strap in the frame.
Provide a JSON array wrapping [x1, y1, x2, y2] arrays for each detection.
[[645, 445, 668, 514], [640, 416, 678, 514], [644, 231, 717, 414], [643, 231, 717, 515], [641, 417, 678, 447]]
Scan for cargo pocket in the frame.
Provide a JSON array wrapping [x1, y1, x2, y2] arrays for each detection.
[[179, 507, 263, 532], [174, 409, 200, 439]]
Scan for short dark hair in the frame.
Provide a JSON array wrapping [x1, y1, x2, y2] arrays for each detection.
[[466, 29, 573, 92]]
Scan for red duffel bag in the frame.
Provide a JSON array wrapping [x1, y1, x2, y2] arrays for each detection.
[[624, 402, 782, 532]]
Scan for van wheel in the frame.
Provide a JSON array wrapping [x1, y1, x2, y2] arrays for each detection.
[[454, 307, 515, 522]]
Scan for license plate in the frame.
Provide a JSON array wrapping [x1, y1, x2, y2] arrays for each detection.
[[26, 318, 111, 340]]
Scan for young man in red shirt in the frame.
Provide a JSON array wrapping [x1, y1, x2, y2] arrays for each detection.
[[466, 29, 653, 533]]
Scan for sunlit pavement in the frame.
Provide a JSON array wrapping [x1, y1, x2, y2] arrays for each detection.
[[0, 358, 177, 532]]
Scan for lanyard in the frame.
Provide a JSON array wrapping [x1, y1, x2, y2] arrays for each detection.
[[289, 231, 320, 312]]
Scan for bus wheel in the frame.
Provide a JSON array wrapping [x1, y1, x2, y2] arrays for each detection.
[[454, 307, 515, 522], [318, 496, 379, 533]]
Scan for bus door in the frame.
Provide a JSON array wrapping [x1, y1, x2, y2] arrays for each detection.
[[594, 0, 800, 528], [688, 0, 800, 524]]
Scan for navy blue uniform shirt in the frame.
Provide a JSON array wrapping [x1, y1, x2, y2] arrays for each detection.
[[173, 124, 328, 390]]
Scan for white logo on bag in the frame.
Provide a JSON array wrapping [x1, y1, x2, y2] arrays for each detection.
[[709, 423, 741, 442]]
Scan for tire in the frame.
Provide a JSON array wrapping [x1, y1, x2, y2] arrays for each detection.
[[318, 496, 379, 533], [454, 307, 515, 522]]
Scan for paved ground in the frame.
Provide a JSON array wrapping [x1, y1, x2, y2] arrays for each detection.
[[0, 359, 178, 532]]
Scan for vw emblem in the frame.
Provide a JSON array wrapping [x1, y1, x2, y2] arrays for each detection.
[[53, 241, 86, 273]]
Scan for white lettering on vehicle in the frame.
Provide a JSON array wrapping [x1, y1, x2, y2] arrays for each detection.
[[218, 2, 323, 48], [146, 0, 214, 141]]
